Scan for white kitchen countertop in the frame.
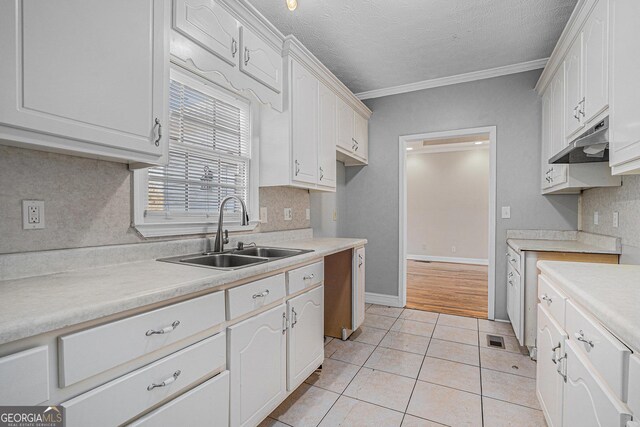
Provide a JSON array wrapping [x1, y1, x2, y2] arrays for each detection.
[[0, 237, 366, 345], [538, 261, 640, 352], [507, 238, 621, 254]]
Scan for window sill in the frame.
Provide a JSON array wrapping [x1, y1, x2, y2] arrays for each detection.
[[134, 221, 259, 238]]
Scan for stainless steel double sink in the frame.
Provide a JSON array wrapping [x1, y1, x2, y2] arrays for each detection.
[[158, 246, 313, 271]]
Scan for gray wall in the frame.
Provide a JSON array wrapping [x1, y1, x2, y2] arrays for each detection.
[[0, 145, 310, 254], [310, 161, 347, 238], [343, 70, 579, 320], [580, 175, 640, 264]]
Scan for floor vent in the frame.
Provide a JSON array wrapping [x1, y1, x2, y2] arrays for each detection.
[[486, 334, 505, 349]]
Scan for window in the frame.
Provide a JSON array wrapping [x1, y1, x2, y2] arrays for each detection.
[[134, 68, 257, 237]]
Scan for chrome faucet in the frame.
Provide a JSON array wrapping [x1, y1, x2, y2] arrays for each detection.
[[213, 196, 250, 253]]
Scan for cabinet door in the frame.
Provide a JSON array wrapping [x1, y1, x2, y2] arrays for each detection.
[[291, 60, 319, 185], [229, 304, 287, 427], [173, 0, 239, 67], [240, 26, 282, 93], [541, 88, 553, 190], [565, 37, 584, 139], [536, 305, 568, 427], [609, 0, 640, 169], [551, 64, 567, 156], [318, 83, 337, 189], [582, 0, 609, 123], [0, 0, 168, 162], [353, 112, 368, 161], [562, 340, 632, 427], [287, 286, 324, 391], [507, 264, 522, 342], [336, 96, 354, 152], [352, 247, 366, 331]]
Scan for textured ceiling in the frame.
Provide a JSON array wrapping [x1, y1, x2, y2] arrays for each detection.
[[247, 0, 578, 94]]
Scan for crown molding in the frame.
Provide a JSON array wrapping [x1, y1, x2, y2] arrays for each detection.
[[355, 58, 549, 100]]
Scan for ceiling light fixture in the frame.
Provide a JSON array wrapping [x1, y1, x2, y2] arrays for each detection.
[[286, 0, 297, 11], [474, 141, 484, 145], [406, 147, 414, 151]]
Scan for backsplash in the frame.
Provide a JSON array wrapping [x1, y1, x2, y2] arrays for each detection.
[[580, 175, 640, 263], [0, 146, 310, 254]]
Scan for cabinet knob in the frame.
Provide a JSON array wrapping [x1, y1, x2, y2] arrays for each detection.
[[154, 118, 162, 147], [145, 320, 180, 336], [231, 38, 238, 57], [574, 330, 594, 348], [244, 47, 250, 65], [541, 294, 553, 304], [147, 370, 181, 391]]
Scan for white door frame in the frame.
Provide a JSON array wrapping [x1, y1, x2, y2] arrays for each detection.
[[398, 126, 497, 320]]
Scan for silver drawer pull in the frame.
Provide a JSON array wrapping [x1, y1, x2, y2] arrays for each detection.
[[291, 307, 298, 327], [551, 343, 561, 364], [303, 273, 315, 280], [147, 370, 181, 391], [510, 258, 517, 263], [253, 290, 270, 299], [145, 320, 180, 336], [508, 272, 513, 278], [575, 330, 594, 348], [541, 294, 552, 304]]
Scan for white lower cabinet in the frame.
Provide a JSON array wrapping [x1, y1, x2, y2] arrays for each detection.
[[287, 286, 324, 391], [536, 305, 568, 427], [228, 304, 287, 427], [563, 341, 632, 427], [62, 333, 226, 427], [352, 247, 366, 331], [130, 371, 230, 427], [506, 262, 522, 343]]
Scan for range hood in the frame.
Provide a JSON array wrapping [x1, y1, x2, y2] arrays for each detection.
[[550, 118, 609, 164]]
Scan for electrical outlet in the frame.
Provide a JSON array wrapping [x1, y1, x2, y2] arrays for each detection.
[[422, 244, 427, 250], [332, 210, 337, 221], [501, 206, 511, 219], [22, 200, 45, 230], [306, 208, 310, 220], [260, 207, 268, 223], [284, 208, 292, 221], [451, 246, 457, 253], [613, 211, 619, 228], [594, 211, 599, 225]]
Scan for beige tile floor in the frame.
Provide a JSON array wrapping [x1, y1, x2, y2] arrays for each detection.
[[261, 304, 547, 427]]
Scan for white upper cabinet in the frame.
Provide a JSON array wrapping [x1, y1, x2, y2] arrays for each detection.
[[609, 0, 640, 174], [291, 59, 319, 186], [336, 98, 369, 166], [170, 0, 283, 111], [0, 0, 169, 167], [564, 36, 584, 139], [336, 96, 355, 153], [318, 83, 337, 189], [582, 0, 609, 123], [240, 26, 283, 94], [173, 0, 239, 67]]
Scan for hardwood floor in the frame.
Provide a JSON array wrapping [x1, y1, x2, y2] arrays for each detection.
[[406, 260, 488, 318]]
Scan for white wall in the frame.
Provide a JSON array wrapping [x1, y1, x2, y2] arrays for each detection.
[[407, 148, 489, 261]]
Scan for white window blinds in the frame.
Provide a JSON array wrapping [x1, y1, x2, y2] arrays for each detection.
[[146, 74, 251, 222]]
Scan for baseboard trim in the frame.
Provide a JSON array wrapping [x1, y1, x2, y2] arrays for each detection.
[[365, 292, 403, 308], [407, 254, 489, 266]]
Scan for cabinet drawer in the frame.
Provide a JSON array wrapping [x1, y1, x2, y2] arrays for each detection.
[[62, 333, 226, 427], [59, 292, 225, 387], [538, 275, 567, 327], [0, 346, 49, 405], [566, 300, 630, 401], [287, 261, 324, 294], [507, 245, 521, 272], [227, 274, 286, 320], [130, 371, 229, 427]]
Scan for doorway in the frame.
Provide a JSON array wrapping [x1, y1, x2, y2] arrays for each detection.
[[398, 127, 496, 320]]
